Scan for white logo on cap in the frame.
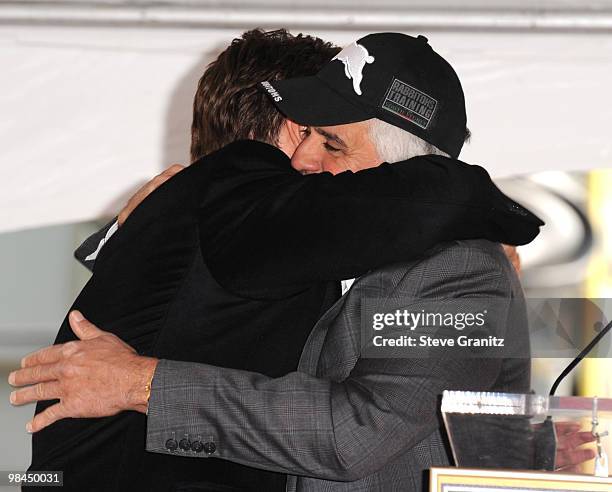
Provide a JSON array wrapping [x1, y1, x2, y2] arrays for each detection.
[[332, 42, 375, 96], [261, 81, 282, 102]]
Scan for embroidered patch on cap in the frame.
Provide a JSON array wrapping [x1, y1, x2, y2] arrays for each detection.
[[381, 79, 437, 129]]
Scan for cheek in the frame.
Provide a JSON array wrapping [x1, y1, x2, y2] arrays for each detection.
[[339, 151, 381, 172]]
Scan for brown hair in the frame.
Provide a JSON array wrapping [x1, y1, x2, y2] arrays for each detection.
[[190, 29, 340, 162]]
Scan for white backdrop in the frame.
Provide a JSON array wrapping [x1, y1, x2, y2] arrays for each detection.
[[1, 1, 612, 233]]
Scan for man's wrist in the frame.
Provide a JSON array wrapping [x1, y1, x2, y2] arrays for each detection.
[[128, 356, 159, 414]]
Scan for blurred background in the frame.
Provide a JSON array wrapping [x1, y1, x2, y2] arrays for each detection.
[[1, 0, 611, 478]]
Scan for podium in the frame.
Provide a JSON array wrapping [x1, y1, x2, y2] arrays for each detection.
[[441, 391, 612, 476], [429, 467, 612, 492]]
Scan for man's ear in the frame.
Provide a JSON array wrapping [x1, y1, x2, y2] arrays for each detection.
[[285, 119, 302, 133], [285, 119, 304, 147], [277, 119, 304, 158]]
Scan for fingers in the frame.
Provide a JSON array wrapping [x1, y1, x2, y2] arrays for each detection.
[[549, 421, 598, 471], [557, 430, 597, 450], [118, 164, 185, 225], [502, 244, 521, 275], [554, 421, 581, 436], [556, 447, 597, 470], [555, 425, 597, 471], [69, 310, 104, 341], [8, 362, 59, 387], [558, 464, 584, 474], [19, 344, 65, 369], [144, 167, 181, 194], [164, 164, 185, 175], [27, 402, 66, 433], [574, 431, 597, 445], [153, 165, 184, 186], [10, 381, 61, 406]]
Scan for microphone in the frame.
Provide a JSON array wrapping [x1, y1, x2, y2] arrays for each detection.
[[549, 318, 612, 396]]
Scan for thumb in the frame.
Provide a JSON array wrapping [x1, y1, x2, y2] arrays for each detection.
[[69, 311, 104, 341]]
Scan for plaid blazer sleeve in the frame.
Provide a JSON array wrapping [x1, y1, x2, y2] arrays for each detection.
[[145, 241, 521, 481]]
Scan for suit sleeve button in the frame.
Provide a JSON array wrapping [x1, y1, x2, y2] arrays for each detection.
[[179, 438, 191, 451], [165, 438, 178, 451], [203, 442, 216, 454], [191, 440, 204, 453]]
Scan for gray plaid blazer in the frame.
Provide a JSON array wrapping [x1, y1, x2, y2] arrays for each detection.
[[145, 239, 530, 491]]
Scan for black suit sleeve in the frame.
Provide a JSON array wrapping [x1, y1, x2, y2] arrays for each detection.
[[198, 140, 543, 299]]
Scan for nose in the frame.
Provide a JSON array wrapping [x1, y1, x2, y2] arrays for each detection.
[[291, 139, 324, 174]]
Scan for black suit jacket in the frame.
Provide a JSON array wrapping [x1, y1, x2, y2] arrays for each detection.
[[32, 141, 542, 491]]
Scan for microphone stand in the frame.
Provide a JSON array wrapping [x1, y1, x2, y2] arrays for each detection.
[[549, 319, 612, 397]]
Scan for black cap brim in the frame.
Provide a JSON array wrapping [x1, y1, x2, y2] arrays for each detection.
[[260, 75, 374, 127]]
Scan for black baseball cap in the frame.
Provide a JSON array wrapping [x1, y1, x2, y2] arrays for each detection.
[[260, 32, 467, 158]]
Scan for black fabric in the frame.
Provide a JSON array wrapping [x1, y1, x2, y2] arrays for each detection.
[[30, 140, 542, 491], [199, 141, 543, 298], [73, 218, 117, 271]]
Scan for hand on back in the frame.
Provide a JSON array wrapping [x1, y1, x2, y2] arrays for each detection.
[[118, 164, 185, 226]]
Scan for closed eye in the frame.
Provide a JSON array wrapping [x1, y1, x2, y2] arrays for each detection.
[[324, 142, 341, 153]]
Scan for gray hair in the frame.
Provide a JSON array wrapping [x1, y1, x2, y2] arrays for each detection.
[[367, 118, 450, 163]]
